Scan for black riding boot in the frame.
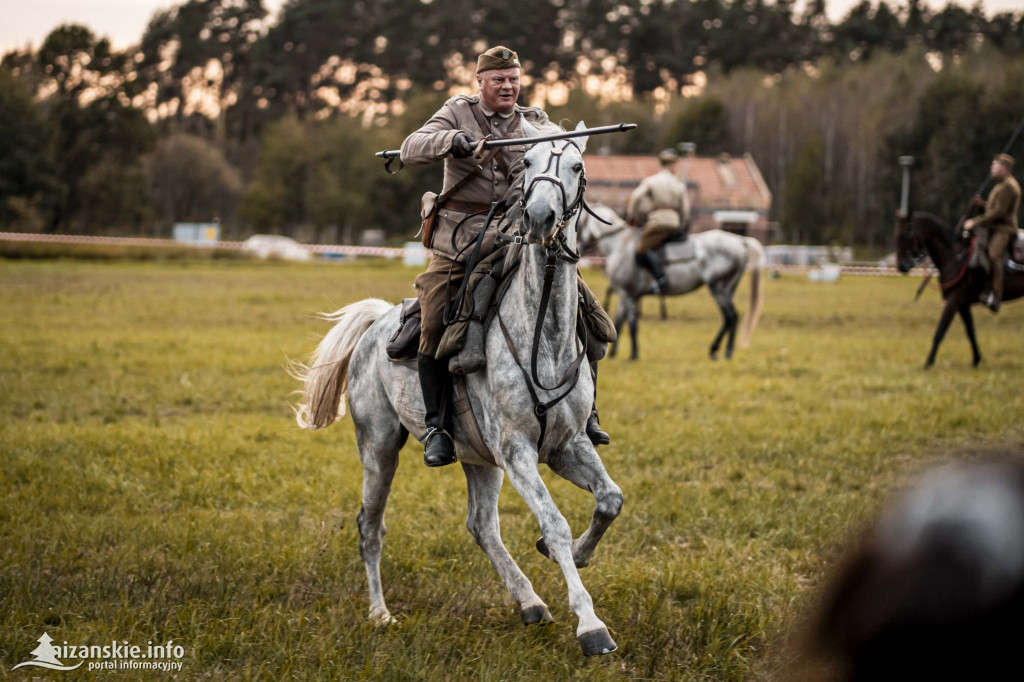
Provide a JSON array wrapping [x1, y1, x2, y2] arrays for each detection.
[[635, 250, 669, 295], [586, 361, 610, 446], [417, 352, 457, 467]]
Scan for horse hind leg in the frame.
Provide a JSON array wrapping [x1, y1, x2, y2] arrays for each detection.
[[538, 436, 623, 569], [723, 302, 739, 359], [353, 418, 405, 624], [709, 312, 730, 360], [710, 275, 742, 360], [502, 436, 617, 656], [463, 463, 552, 626]]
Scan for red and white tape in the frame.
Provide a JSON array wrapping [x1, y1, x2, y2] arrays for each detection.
[[0, 232, 923, 276]]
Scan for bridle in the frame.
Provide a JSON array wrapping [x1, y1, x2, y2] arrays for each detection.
[[897, 219, 929, 269], [494, 139, 602, 450]]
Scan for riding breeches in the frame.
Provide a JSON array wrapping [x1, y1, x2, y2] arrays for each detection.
[[414, 253, 468, 357], [987, 227, 1014, 298], [636, 224, 678, 253]]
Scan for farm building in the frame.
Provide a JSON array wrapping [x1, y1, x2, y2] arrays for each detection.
[[582, 149, 775, 243]]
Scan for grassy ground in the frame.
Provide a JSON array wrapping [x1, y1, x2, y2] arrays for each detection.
[[2, 258, 1023, 680]]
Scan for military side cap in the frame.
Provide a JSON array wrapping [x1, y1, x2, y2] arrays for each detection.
[[477, 46, 521, 73], [658, 149, 679, 164], [994, 153, 1016, 169]]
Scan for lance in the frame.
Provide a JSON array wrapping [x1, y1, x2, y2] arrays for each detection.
[[955, 112, 1024, 231], [375, 123, 637, 173]]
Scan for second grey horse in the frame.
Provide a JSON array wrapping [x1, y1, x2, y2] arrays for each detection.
[[580, 204, 765, 360], [293, 122, 622, 656]]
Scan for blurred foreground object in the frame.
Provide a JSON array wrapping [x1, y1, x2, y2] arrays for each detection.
[[808, 458, 1024, 681]]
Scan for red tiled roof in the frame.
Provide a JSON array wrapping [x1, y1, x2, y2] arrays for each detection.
[[583, 153, 771, 212]]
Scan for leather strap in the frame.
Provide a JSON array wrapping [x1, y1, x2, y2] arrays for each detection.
[[468, 102, 512, 179], [444, 199, 499, 214], [437, 146, 500, 207]]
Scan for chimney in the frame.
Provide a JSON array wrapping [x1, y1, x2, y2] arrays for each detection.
[[677, 142, 696, 184]]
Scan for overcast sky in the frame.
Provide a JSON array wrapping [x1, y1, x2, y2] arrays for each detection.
[[1, 0, 1021, 54]]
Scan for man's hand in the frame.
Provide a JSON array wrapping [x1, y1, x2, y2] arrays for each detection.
[[964, 218, 975, 230], [450, 133, 475, 159]]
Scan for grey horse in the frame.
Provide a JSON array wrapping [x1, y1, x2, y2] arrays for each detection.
[[579, 204, 765, 360], [293, 122, 622, 656]]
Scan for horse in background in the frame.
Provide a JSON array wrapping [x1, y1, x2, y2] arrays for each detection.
[[292, 122, 622, 656], [894, 211, 1024, 367], [579, 204, 765, 360]]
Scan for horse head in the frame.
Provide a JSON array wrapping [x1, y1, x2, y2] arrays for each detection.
[[894, 210, 925, 273], [520, 120, 589, 249]]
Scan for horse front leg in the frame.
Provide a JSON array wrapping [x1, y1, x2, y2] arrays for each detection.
[[463, 463, 553, 626], [959, 303, 983, 367], [925, 299, 959, 368], [609, 301, 626, 358], [502, 436, 617, 656], [622, 295, 640, 361], [538, 435, 623, 569]]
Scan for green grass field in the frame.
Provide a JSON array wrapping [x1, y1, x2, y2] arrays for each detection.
[[2, 258, 1023, 680]]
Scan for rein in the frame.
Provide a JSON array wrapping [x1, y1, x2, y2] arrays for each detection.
[[940, 236, 975, 292]]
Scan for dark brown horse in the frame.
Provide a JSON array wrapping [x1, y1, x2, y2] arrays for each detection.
[[894, 211, 1024, 367]]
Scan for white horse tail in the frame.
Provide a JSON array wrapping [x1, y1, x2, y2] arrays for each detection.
[[293, 298, 393, 430], [738, 237, 766, 348]]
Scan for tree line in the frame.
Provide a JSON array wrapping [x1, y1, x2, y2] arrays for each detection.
[[1, 0, 1023, 246]]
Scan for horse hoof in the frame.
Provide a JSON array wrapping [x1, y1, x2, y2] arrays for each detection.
[[709, 353, 718, 361], [578, 627, 618, 656], [369, 608, 397, 626], [536, 537, 554, 562], [521, 604, 554, 626]]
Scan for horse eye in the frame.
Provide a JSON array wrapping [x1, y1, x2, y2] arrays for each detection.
[[523, 159, 532, 168], [573, 164, 583, 173]]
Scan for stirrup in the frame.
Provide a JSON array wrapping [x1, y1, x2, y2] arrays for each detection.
[[423, 427, 457, 467]]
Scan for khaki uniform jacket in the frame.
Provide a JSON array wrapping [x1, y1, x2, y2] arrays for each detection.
[[626, 169, 690, 230], [400, 94, 560, 261], [975, 175, 1021, 234]]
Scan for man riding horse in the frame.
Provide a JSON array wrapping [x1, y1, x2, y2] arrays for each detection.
[[400, 46, 610, 467], [626, 149, 691, 295], [964, 153, 1021, 313]]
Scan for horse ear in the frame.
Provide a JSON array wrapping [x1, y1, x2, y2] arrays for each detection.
[[520, 115, 541, 138], [575, 121, 589, 152]]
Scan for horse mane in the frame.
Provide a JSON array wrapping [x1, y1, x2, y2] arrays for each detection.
[[913, 211, 957, 241]]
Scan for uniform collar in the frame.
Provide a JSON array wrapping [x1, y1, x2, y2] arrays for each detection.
[[478, 99, 517, 119]]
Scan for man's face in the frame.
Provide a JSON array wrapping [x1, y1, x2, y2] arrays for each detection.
[[477, 67, 521, 113], [992, 160, 1010, 180]]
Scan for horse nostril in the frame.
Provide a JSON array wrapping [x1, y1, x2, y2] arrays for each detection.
[[526, 206, 556, 231]]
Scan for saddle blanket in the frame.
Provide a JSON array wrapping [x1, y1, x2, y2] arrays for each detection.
[[660, 239, 696, 264]]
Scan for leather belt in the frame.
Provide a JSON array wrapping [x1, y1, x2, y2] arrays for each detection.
[[442, 199, 499, 215]]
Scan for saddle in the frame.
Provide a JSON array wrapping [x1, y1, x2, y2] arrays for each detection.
[[1012, 230, 1024, 266], [969, 230, 1024, 272], [657, 230, 696, 265]]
